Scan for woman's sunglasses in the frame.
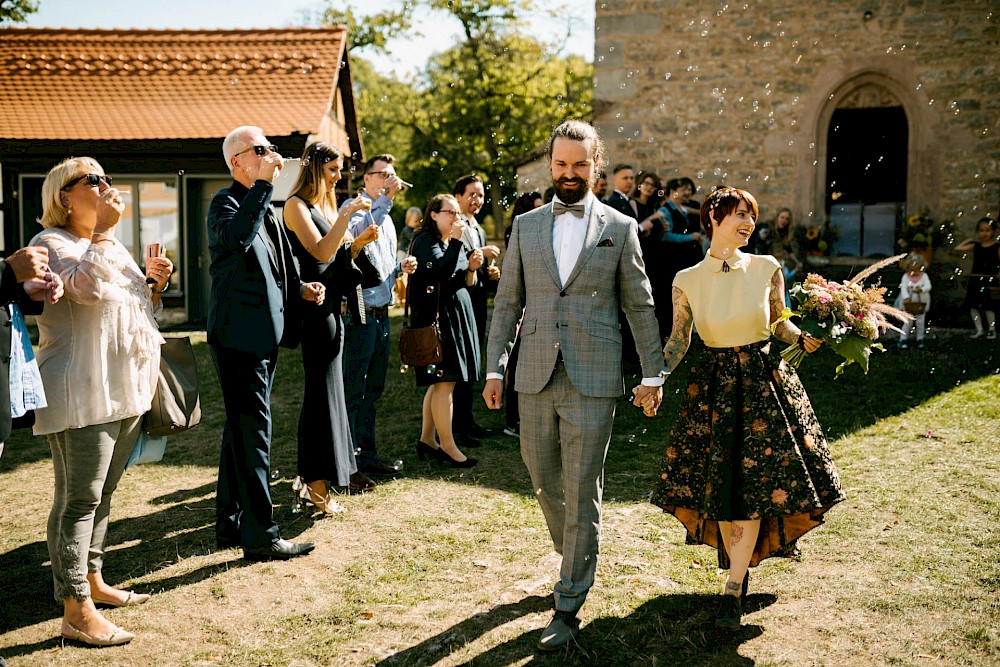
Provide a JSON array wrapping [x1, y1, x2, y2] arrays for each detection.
[[63, 173, 112, 190]]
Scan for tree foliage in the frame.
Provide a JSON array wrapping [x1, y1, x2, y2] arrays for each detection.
[[309, 1, 417, 54], [0, 0, 39, 25], [338, 0, 592, 235]]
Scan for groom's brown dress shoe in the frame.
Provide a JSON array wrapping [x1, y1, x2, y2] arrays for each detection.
[[243, 539, 315, 561]]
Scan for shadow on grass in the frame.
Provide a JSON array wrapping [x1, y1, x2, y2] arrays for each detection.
[[377, 592, 771, 666], [0, 487, 269, 636]]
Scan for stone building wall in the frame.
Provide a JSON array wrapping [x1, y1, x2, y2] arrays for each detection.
[[593, 0, 999, 247]]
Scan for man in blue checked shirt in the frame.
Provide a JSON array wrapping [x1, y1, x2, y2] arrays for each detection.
[[341, 154, 416, 490]]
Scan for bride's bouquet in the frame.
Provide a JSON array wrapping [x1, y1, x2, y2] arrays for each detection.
[[773, 254, 914, 376]]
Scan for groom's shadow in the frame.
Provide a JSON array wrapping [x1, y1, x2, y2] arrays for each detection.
[[378, 592, 774, 666]]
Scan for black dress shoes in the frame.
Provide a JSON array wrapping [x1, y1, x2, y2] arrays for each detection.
[[362, 461, 402, 477], [216, 534, 241, 550], [468, 424, 497, 438], [243, 539, 315, 561], [454, 433, 482, 449], [537, 610, 580, 651], [714, 594, 743, 629], [349, 471, 378, 492]]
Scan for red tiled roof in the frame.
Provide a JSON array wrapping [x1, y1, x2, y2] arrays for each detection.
[[0, 27, 349, 141]]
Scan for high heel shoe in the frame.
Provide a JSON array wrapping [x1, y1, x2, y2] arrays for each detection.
[[416, 440, 439, 461], [436, 447, 478, 468], [294, 478, 346, 515]]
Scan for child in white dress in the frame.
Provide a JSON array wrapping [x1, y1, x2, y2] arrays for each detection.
[[894, 252, 931, 349]]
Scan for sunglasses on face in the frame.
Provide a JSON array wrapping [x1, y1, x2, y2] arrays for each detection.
[[235, 144, 278, 158], [63, 173, 112, 190]]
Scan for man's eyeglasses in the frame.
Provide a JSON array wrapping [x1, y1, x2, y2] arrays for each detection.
[[235, 144, 278, 158], [366, 170, 395, 179], [62, 173, 112, 190]]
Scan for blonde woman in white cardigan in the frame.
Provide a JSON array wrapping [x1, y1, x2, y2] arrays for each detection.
[[33, 157, 171, 647]]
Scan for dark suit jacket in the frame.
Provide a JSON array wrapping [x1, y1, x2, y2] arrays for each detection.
[[603, 191, 638, 220], [207, 180, 303, 356], [0, 260, 42, 443]]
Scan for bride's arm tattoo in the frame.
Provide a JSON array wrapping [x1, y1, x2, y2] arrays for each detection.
[[663, 287, 693, 374], [770, 268, 801, 345]]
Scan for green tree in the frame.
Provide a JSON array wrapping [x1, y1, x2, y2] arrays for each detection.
[[407, 1, 593, 235], [321, 0, 593, 235], [306, 1, 416, 53], [0, 0, 39, 25]]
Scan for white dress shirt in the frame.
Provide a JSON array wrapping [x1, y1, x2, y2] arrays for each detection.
[[488, 191, 662, 388], [552, 192, 592, 286]]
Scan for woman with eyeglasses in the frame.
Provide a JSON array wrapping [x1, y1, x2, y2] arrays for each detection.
[[32, 157, 172, 646], [408, 194, 483, 468], [282, 142, 382, 509]]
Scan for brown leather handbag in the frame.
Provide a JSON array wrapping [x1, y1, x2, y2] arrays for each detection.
[[399, 278, 443, 367]]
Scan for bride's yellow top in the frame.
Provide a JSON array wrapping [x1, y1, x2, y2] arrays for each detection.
[[672, 249, 781, 348]]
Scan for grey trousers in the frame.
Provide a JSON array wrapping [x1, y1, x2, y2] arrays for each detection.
[[518, 362, 616, 613], [47, 416, 142, 602]]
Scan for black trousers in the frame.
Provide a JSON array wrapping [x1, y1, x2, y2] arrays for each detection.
[[210, 344, 281, 549]]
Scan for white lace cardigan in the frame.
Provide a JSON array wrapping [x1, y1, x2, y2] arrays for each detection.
[[29, 227, 163, 436]]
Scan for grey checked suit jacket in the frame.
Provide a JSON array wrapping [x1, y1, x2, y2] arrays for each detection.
[[486, 200, 663, 398]]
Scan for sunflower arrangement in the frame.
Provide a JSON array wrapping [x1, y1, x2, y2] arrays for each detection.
[[795, 220, 840, 256], [897, 212, 956, 251]]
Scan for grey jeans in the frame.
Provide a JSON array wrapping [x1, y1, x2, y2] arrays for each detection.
[[47, 416, 142, 602]]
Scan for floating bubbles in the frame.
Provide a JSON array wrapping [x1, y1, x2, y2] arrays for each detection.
[[230, 76, 239, 86], [178, 170, 185, 176], [271, 470, 280, 480], [393, 459, 405, 471], [426, 364, 437, 375], [400, 364, 409, 373]]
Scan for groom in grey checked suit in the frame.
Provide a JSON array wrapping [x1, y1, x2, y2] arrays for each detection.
[[483, 120, 665, 651]]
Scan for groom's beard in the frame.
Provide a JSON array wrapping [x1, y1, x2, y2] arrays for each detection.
[[552, 176, 593, 205]]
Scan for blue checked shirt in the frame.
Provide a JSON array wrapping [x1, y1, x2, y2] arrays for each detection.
[[342, 191, 400, 308]]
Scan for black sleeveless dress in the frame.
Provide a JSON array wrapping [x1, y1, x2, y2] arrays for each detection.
[[285, 197, 378, 486]]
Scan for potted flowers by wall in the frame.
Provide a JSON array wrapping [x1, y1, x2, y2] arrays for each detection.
[[796, 219, 840, 266], [897, 212, 956, 266]]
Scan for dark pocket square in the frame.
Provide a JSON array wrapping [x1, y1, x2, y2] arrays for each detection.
[[597, 238, 614, 247]]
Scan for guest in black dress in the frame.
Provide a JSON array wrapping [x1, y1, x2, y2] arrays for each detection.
[[408, 194, 483, 468], [955, 216, 999, 338], [283, 142, 382, 512]]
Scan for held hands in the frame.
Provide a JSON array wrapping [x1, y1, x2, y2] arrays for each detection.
[[481, 245, 501, 260], [401, 255, 417, 275], [146, 255, 173, 293], [449, 219, 467, 240], [468, 248, 485, 271], [300, 281, 326, 306], [631, 384, 663, 417], [7, 246, 49, 283], [482, 378, 503, 409]]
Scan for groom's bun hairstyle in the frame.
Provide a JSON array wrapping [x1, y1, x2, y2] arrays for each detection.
[[547, 120, 607, 173], [701, 187, 759, 240]]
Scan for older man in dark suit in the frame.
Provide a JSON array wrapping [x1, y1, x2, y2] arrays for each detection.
[[208, 125, 326, 561]]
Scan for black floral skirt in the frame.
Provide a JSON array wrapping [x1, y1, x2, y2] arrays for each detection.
[[650, 339, 845, 567]]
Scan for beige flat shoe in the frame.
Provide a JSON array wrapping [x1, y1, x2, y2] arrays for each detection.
[[92, 590, 151, 608], [61, 620, 135, 646]]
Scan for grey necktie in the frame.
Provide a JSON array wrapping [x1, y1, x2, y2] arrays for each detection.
[[553, 201, 585, 218]]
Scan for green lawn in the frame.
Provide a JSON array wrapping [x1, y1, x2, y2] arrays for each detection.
[[0, 315, 997, 666]]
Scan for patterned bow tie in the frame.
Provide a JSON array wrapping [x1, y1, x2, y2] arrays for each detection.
[[553, 201, 585, 218]]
